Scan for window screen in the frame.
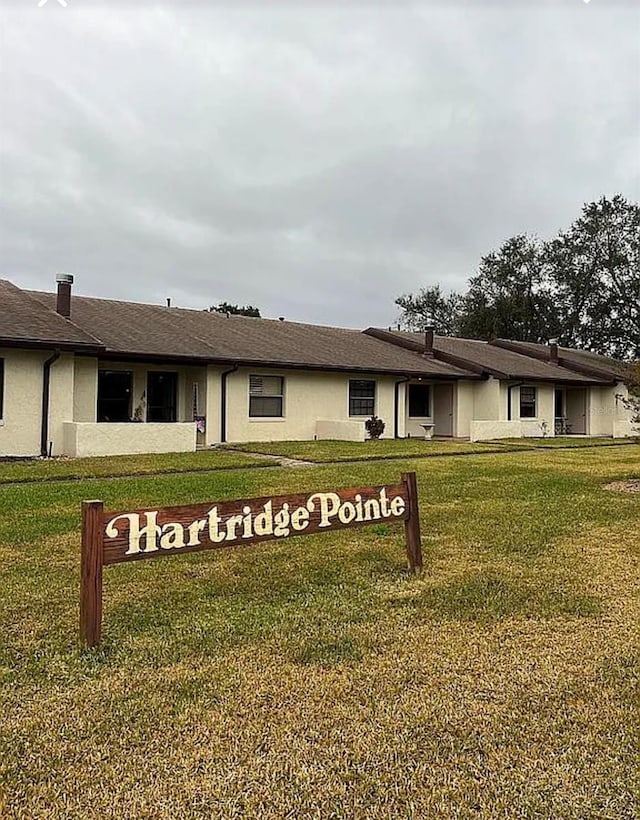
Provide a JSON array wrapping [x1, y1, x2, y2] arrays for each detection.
[[349, 380, 375, 416], [249, 375, 284, 417]]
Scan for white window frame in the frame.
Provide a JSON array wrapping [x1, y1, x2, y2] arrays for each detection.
[[248, 374, 285, 419], [519, 385, 537, 419]]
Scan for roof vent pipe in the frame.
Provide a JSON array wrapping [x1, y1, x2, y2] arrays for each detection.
[[549, 338, 559, 364], [424, 326, 435, 357], [55, 273, 74, 318]]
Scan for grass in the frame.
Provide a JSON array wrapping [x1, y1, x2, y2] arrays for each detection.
[[0, 449, 277, 484], [493, 436, 637, 449], [1, 444, 639, 817], [225, 438, 502, 462]]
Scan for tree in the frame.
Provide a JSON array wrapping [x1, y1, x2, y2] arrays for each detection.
[[394, 285, 464, 335], [459, 235, 560, 342], [546, 195, 640, 360], [620, 362, 640, 436], [209, 302, 261, 317], [395, 195, 640, 358]]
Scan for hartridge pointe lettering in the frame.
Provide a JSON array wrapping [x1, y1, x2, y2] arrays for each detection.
[[105, 489, 406, 557], [80, 475, 422, 647]]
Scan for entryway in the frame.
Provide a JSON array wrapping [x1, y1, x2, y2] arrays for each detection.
[[433, 383, 454, 437]]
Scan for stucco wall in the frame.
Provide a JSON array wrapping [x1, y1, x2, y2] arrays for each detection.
[[223, 368, 397, 443], [48, 354, 75, 455], [0, 348, 45, 456], [470, 420, 522, 441], [589, 383, 636, 438], [455, 381, 475, 439], [516, 383, 554, 436], [63, 422, 196, 457], [0, 349, 74, 457], [474, 378, 501, 420], [316, 420, 365, 441], [74, 357, 98, 422]]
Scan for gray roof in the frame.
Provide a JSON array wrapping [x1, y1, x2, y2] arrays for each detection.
[[364, 328, 614, 384], [489, 339, 631, 382], [28, 290, 478, 378], [0, 280, 102, 349]]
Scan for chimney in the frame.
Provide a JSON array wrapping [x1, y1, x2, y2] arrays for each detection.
[[549, 338, 559, 364], [424, 326, 435, 357], [55, 273, 74, 318]]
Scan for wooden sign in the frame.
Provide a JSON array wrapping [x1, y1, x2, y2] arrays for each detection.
[[80, 472, 422, 647]]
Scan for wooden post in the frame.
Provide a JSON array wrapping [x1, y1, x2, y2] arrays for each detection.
[[80, 500, 104, 648], [401, 472, 423, 574]]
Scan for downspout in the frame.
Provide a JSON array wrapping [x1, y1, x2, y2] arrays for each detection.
[[220, 364, 239, 443], [507, 382, 524, 421], [41, 350, 61, 457], [394, 376, 410, 439]]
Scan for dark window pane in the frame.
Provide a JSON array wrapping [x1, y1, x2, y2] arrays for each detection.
[[408, 384, 431, 417], [520, 386, 537, 418], [147, 372, 178, 422], [98, 370, 133, 422], [249, 396, 283, 417], [349, 380, 376, 416]]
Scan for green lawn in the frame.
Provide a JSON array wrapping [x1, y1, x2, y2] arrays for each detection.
[[1, 444, 639, 817], [493, 436, 637, 449], [225, 438, 502, 462], [0, 449, 276, 484]]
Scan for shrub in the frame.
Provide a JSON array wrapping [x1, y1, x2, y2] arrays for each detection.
[[365, 415, 385, 440]]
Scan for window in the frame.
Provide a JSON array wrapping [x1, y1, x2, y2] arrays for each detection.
[[520, 386, 537, 418], [349, 380, 376, 416], [0, 358, 4, 420], [249, 375, 284, 417], [97, 370, 133, 422], [147, 372, 178, 422], [408, 384, 431, 417]]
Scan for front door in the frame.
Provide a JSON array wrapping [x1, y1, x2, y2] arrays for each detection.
[[565, 388, 587, 435], [433, 384, 454, 436]]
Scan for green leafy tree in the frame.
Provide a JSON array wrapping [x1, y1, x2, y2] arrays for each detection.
[[460, 235, 560, 342], [394, 285, 464, 334], [395, 195, 639, 358], [209, 302, 261, 317], [546, 195, 640, 360]]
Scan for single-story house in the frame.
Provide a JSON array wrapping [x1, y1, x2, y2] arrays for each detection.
[[0, 276, 635, 458]]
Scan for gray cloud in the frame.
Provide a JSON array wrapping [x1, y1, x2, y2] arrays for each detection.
[[1, 2, 638, 327]]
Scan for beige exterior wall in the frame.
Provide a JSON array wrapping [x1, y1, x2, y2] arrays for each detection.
[[63, 422, 196, 457], [0, 348, 74, 457], [222, 368, 397, 443], [455, 381, 475, 439], [516, 383, 555, 436], [0, 348, 46, 456], [73, 357, 98, 422], [474, 378, 502, 421], [589, 383, 635, 438], [48, 354, 75, 455]]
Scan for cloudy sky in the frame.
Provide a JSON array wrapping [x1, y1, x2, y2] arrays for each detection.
[[1, 1, 638, 328]]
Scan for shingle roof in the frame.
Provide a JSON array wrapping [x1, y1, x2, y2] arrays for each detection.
[[28, 290, 479, 378], [0, 280, 102, 349], [364, 328, 613, 384], [490, 339, 631, 381]]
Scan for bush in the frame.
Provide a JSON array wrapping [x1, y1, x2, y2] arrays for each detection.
[[365, 415, 385, 440]]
